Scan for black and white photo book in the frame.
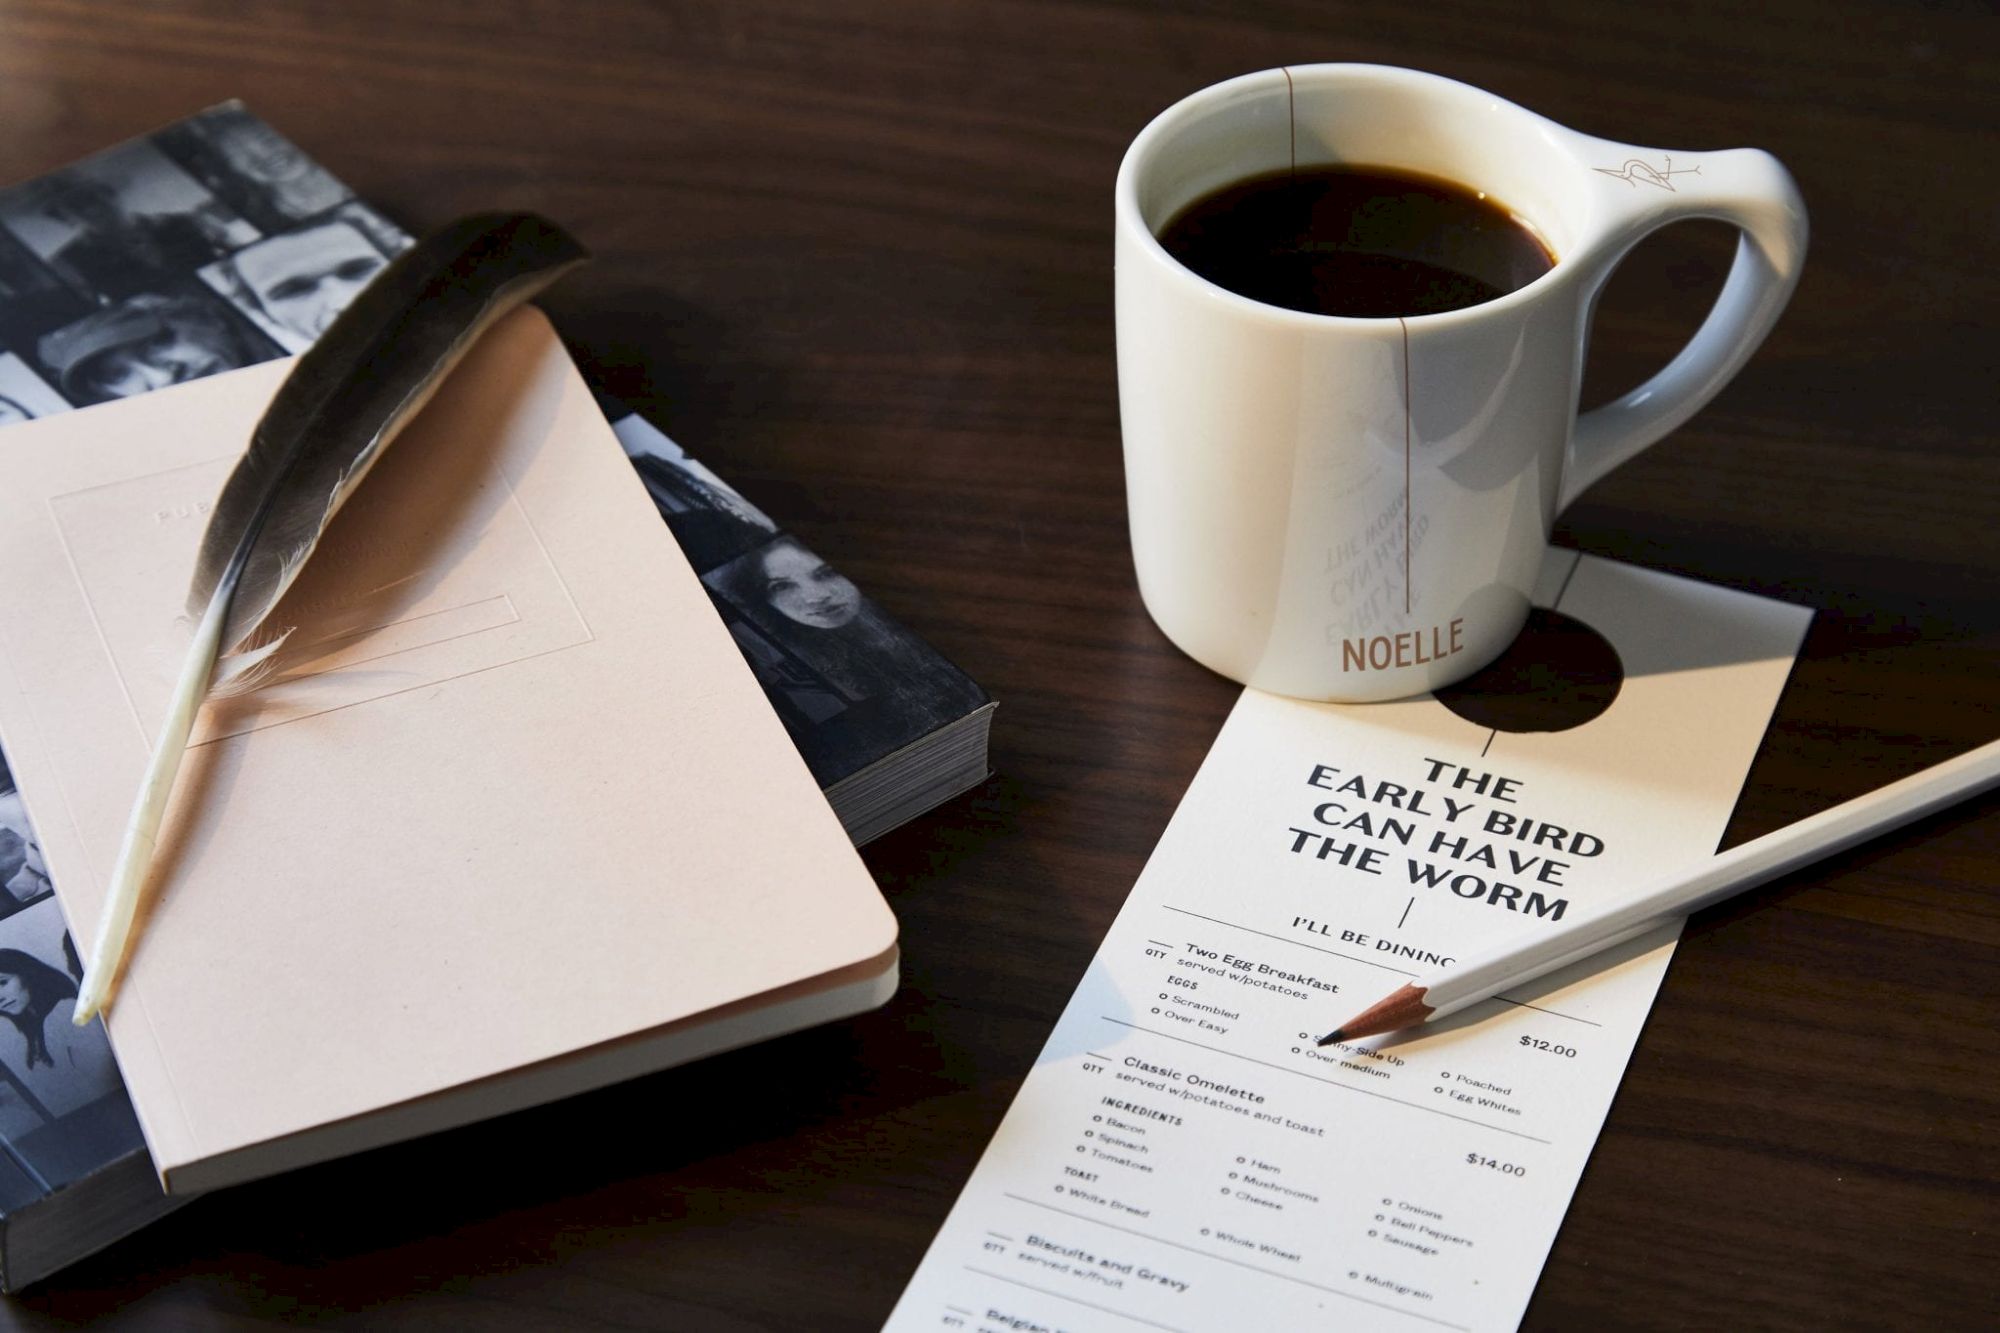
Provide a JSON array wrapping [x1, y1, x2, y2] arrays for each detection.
[[0, 103, 990, 1286], [0, 760, 175, 1291], [611, 410, 994, 843]]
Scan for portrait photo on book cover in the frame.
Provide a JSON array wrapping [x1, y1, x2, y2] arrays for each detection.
[[0, 750, 53, 919], [0, 135, 259, 303], [0, 227, 91, 354], [26, 280, 283, 407], [0, 898, 130, 1175], [612, 411, 779, 573], [198, 201, 409, 352], [702, 535, 989, 784], [0, 352, 70, 426], [154, 102, 355, 235]]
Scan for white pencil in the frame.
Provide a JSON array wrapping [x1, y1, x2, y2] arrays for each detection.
[[1317, 738, 2000, 1044]]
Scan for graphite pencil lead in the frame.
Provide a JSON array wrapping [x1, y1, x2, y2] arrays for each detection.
[[1321, 983, 1437, 1044], [1315, 1029, 1345, 1047]]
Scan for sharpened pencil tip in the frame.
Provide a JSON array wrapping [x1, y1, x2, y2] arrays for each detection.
[[1315, 1029, 1344, 1047]]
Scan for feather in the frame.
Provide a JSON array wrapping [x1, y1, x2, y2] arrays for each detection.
[[74, 213, 588, 1022]]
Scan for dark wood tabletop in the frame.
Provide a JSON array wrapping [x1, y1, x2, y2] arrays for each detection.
[[1, 1, 1995, 1328]]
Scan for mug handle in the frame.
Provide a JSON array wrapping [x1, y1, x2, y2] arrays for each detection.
[[1559, 145, 1808, 511]]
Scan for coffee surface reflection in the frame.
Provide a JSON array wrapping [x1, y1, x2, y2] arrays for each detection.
[[1157, 165, 1555, 318]]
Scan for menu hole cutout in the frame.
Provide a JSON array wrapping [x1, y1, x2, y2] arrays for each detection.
[[1433, 608, 1623, 733]]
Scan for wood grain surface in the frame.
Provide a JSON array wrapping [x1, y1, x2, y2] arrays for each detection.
[[0, 1, 1993, 1328]]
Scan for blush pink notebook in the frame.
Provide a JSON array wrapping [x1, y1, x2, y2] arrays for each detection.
[[0, 308, 898, 1194]]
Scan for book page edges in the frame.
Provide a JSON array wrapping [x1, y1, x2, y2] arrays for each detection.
[[158, 943, 899, 1195]]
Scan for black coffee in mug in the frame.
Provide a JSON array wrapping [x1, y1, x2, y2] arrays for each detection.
[[1157, 165, 1555, 318]]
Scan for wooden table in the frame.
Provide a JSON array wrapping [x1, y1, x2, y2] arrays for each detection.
[[1, 2, 1994, 1327]]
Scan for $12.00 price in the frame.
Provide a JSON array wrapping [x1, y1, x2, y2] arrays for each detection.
[[1519, 1036, 1577, 1057], [1466, 1153, 1526, 1177]]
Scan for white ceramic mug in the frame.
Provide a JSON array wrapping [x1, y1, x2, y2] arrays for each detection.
[[1116, 65, 1807, 701]]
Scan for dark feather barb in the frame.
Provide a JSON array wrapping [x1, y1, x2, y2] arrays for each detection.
[[75, 212, 586, 1020], [191, 212, 588, 654]]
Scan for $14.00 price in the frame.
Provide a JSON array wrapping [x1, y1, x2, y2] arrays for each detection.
[[1466, 1153, 1526, 1177]]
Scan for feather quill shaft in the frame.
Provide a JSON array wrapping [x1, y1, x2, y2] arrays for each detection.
[[74, 213, 587, 1022]]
